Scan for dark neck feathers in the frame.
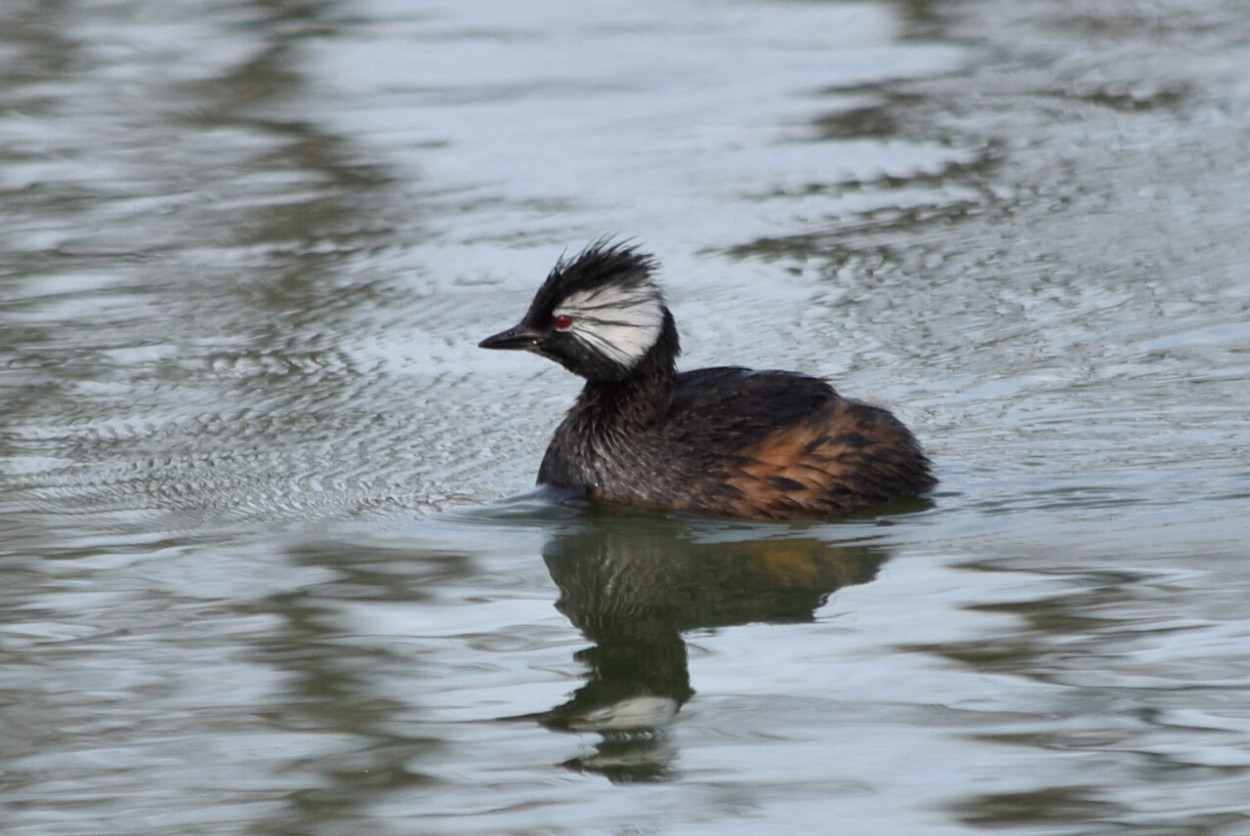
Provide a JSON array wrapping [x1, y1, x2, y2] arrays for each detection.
[[573, 309, 680, 432]]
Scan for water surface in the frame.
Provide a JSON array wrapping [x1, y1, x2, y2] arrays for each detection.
[[3, 0, 1249, 833]]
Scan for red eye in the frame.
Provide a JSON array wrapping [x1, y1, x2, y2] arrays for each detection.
[[553, 314, 573, 331]]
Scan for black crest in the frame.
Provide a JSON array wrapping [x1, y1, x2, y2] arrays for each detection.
[[522, 239, 662, 325]]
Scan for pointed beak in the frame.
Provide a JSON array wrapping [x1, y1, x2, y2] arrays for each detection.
[[478, 323, 542, 351]]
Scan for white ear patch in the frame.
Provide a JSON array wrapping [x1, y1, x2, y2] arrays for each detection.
[[554, 282, 665, 369]]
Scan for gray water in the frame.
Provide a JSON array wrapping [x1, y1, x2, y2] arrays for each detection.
[[3, 0, 1249, 833]]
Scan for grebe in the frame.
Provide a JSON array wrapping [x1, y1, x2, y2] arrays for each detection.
[[479, 242, 935, 520]]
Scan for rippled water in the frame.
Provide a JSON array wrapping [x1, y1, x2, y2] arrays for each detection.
[[3, 0, 1249, 833]]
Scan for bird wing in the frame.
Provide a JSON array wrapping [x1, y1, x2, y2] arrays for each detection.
[[662, 367, 932, 519], [663, 367, 838, 448]]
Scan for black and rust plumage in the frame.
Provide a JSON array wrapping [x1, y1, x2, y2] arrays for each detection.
[[479, 241, 935, 520]]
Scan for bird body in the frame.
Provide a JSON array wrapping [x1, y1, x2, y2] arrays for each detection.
[[480, 242, 934, 520]]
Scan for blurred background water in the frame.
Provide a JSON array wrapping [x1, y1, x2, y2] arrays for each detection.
[[2, 0, 1249, 833]]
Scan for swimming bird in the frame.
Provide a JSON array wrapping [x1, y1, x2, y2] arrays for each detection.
[[479, 242, 934, 520]]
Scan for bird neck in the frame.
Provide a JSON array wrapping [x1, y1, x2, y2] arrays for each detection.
[[575, 314, 680, 430]]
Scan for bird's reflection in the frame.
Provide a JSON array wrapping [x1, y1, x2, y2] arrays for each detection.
[[529, 514, 889, 782]]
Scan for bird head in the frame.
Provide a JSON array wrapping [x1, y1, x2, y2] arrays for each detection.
[[479, 241, 679, 381]]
